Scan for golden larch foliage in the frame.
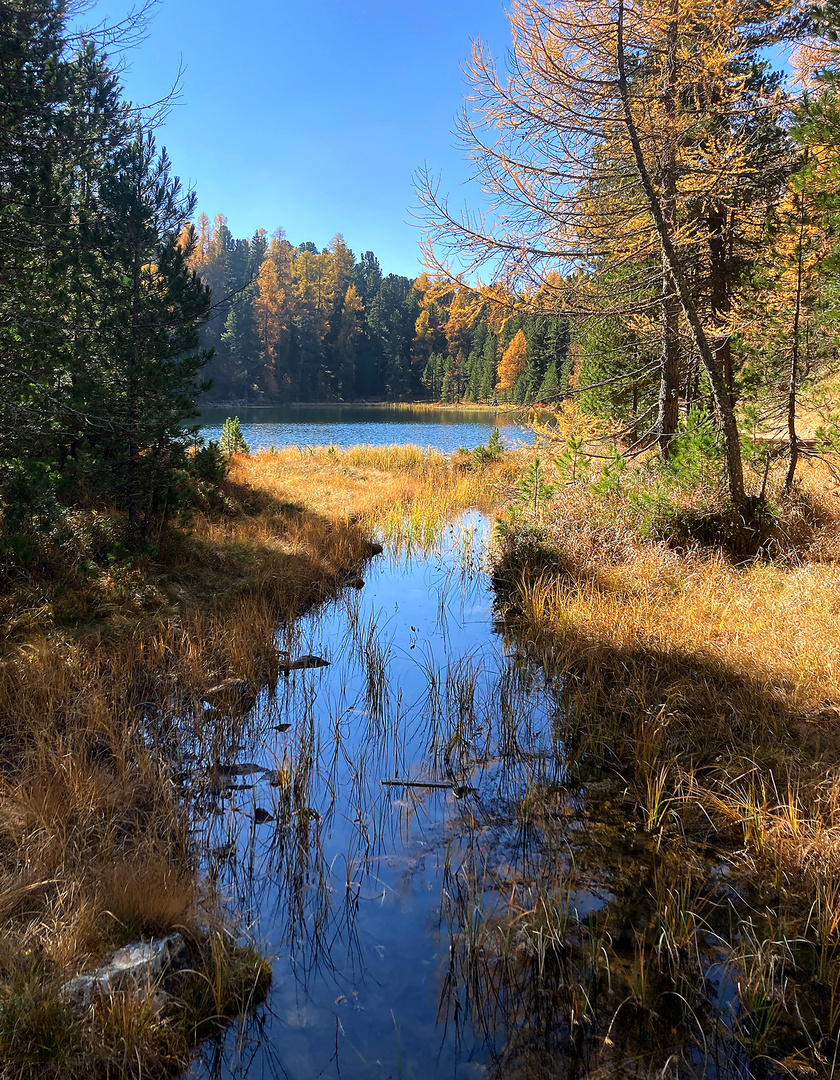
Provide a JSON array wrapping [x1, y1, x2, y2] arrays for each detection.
[[496, 328, 527, 392]]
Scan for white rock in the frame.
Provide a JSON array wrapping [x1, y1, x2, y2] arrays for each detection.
[[60, 933, 189, 1010]]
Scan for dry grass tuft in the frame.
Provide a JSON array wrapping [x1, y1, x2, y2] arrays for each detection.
[[0, 444, 519, 1077], [494, 452, 840, 933]]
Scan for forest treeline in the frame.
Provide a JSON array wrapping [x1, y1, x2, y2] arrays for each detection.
[[3, 0, 840, 548], [189, 216, 571, 405]]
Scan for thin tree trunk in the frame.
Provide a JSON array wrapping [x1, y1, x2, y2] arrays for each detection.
[[615, 0, 747, 515], [708, 202, 734, 404], [660, 275, 681, 457], [128, 207, 142, 544], [784, 195, 807, 494], [658, 4, 680, 459]]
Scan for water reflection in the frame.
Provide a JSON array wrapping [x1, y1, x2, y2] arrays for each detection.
[[198, 403, 534, 453], [182, 514, 568, 1079], [180, 513, 834, 1080]]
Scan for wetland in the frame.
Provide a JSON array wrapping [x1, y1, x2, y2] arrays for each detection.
[[2, 443, 840, 1080], [184, 502, 840, 1080]]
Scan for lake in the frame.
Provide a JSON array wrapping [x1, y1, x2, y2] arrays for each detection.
[[198, 404, 535, 453]]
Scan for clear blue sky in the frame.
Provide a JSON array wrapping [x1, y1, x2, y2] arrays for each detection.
[[83, 0, 512, 279]]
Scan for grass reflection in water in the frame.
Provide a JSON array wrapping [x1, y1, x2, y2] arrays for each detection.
[[186, 514, 836, 1080]]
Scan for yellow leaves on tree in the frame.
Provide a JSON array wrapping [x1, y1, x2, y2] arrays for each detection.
[[254, 254, 283, 360], [496, 329, 527, 393], [186, 212, 212, 271], [293, 249, 335, 337], [327, 234, 356, 311]]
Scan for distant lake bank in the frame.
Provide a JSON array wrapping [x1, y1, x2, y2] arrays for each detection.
[[198, 402, 536, 453]]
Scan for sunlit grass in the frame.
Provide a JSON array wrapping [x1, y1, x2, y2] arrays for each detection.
[[492, 453, 840, 1058], [234, 443, 522, 518]]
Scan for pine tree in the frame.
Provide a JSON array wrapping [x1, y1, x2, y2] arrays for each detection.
[[94, 128, 211, 541]]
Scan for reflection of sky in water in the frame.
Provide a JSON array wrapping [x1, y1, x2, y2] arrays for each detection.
[[197, 404, 535, 453], [186, 514, 576, 1080]]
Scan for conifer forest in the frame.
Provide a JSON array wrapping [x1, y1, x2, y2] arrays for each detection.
[[5, 0, 840, 1078]]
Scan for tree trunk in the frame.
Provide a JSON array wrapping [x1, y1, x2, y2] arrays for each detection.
[[657, 7, 680, 459], [616, 0, 748, 515], [784, 198, 807, 494], [659, 272, 681, 457], [127, 211, 142, 544], [708, 202, 734, 403]]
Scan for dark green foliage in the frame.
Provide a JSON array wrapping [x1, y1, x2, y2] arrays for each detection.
[[192, 441, 228, 484], [666, 409, 726, 487], [0, 3, 211, 549], [577, 318, 657, 422]]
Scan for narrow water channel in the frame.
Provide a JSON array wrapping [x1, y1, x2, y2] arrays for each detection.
[[180, 514, 807, 1080], [185, 513, 584, 1079]]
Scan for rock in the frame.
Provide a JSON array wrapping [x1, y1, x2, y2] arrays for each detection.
[[214, 762, 263, 778], [344, 575, 365, 589], [279, 654, 330, 673], [60, 933, 190, 1010], [204, 678, 257, 714], [151, 989, 177, 1016]]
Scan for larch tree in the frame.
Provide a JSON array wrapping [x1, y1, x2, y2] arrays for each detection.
[[419, 0, 791, 514], [497, 329, 528, 395], [740, 21, 840, 491], [254, 252, 284, 371]]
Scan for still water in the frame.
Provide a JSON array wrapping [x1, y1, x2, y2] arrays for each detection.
[[185, 516, 577, 1079], [198, 404, 534, 453], [181, 516, 760, 1080]]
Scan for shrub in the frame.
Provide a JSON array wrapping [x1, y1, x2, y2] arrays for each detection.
[[192, 441, 228, 484], [219, 417, 250, 457], [473, 426, 506, 465]]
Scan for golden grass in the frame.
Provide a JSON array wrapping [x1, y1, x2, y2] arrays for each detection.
[[0, 443, 520, 1078], [479, 452, 840, 1073], [494, 454, 840, 887], [233, 443, 520, 515]]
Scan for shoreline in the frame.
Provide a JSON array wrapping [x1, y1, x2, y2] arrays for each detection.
[[198, 399, 527, 413]]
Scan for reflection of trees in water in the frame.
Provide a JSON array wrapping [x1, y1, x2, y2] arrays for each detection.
[[175, 534, 839, 1080]]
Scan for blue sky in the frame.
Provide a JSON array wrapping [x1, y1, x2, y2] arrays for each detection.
[[84, 0, 511, 278]]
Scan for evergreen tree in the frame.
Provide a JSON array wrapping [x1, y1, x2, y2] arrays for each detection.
[[94, 129, 211, 541]]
